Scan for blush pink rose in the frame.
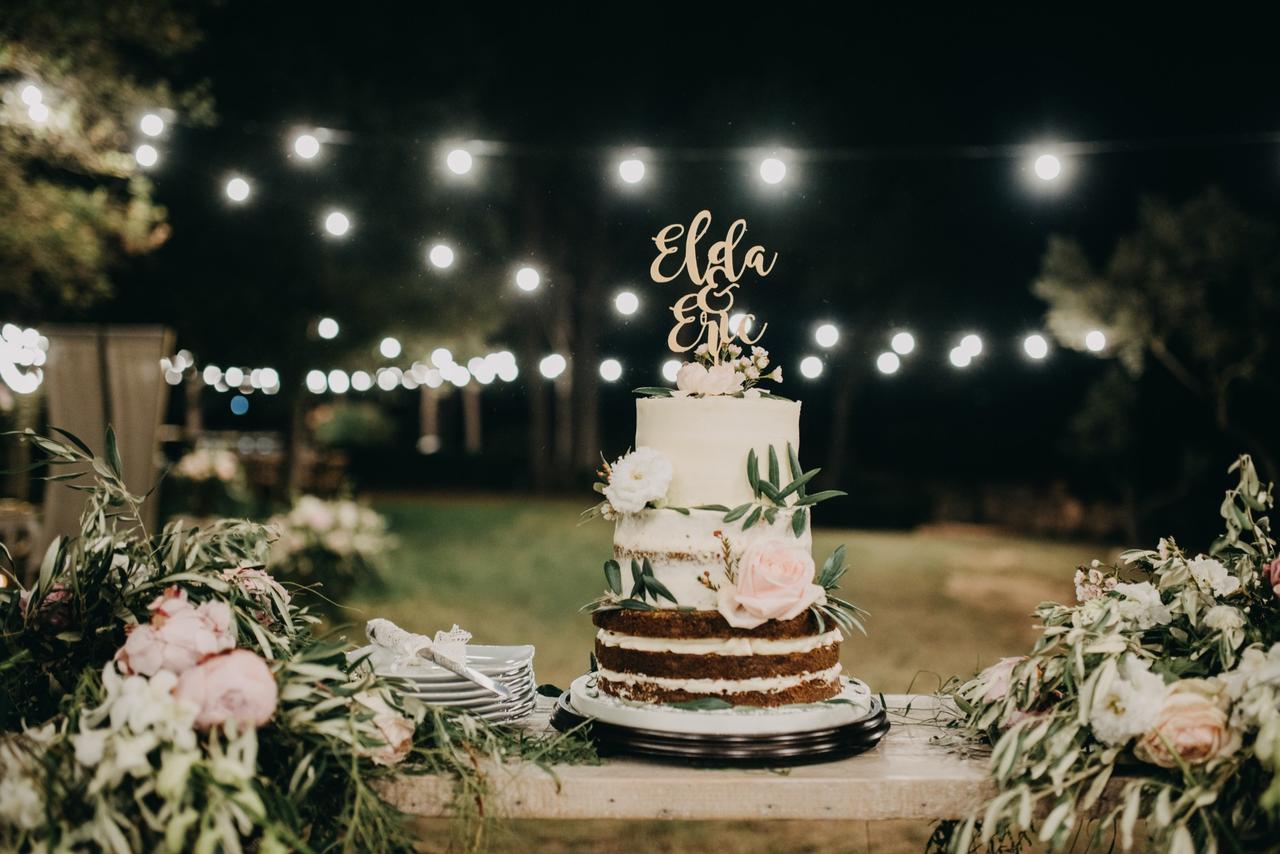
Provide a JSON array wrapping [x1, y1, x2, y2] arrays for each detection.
[[717, 540, 825, 629], [353, 691, 416, 766], [1134, 679, 1241, 768], [115, 587, 236, 677], [175, 649, 278, 730], [1265, 558, 1280, 599], [979, 656, 1025, 703]]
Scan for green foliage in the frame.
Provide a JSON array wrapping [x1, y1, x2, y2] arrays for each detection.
[[721, 441, 845, 536], [0, 429, 596, 852], [938, 454, 1280, 852]]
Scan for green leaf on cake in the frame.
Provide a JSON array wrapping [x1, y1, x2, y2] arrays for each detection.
[[666, 506, 691, 515], [694, 504, 730, 512], [791, 507, 808, 537], [603, 560, 622, 595], [786, 442, 803, 484], [764, 507, 778, 526], [723, 503, 752, 522], [777, 468, 819, 501], [757, 480, 782, 504], [817, 544, 848, 588], [666, 697, 735, 711], [630, 559, 645, 599], [746, 449, 760, 497], [632, 386, 673, 397], [796, 489, 847, 506], [641, 558, 678, 605], [742, 506, 763, 529], [767, 445, 781, 488], [616, 598, 655, 610]]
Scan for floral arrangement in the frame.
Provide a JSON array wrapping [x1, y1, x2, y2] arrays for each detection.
[[0, 429, 593, 852], [938, 455, 1280, 852], [583, 447, 675, 520], [167, 447, 252, 518], [266, 494, 394, 608], [635, 343, 784, 398]]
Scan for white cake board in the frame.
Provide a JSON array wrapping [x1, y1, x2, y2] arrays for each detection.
[[568, 673, 875, 736]]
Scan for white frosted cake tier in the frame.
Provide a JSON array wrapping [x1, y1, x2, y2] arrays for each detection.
[[613, 507, 811, 610], [635, 396, 801, 507]]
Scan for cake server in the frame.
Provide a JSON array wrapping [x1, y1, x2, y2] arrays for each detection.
[[367, 619, 512, 700]]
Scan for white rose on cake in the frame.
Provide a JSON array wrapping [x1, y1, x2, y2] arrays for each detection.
[[602, 447, 673, 514], [674, 361, 745, 396]]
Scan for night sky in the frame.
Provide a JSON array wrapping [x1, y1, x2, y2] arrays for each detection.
[[95, 7, 1280, 534]]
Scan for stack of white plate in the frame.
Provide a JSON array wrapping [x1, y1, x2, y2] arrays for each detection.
[[352, 643, 537, 723]]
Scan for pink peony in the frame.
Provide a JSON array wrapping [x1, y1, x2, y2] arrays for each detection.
[[1134, 679, 1241, 768], [717, 539, 825, 629], [175, 649, 278, 730], [979, 656, 1025, 703], [1265, 558, 1280, 599], [115, 587, 235, 677], [353, 691, 416, 766]]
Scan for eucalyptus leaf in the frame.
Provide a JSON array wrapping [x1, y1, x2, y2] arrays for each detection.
[[791, 507, 808, 538], [746, 449, 760, 497], [767, 446, 781, 488], [722, 503, 752, 523], [742, 506, 763, 530], [603, 560, 622, 595], [632, 387, 673, 397]]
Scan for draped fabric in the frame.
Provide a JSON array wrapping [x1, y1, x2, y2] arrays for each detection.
[[40, 326, 173, 550]]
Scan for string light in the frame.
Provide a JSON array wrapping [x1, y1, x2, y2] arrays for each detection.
[[202, 365, 222, 385], [618, 159, 645, 184], [876, 352, 901, 375], [351, 371, 373, 391], [799, 356, 823, 379], [661, 360, 681, 383], [317, 317, 339, 339], [139, 113, 165, 137], [538, 353, 567, 379], [728, 313, 754, 336], [614, 290, 639, 315], [376, 368, 400, 391], [759, 157, 787, 185], [323, 210, 351, 237], [891, 331, 916, 355], [379, 337, 402, 359], [445, 148, 473, 175], [949, 347, 973, 368], [1023, 334, 1049, 360], [1085, 329, 1107, 352], [19, 84, 41, 106], [326, 369, 350, 394], [959, 334, 984, 357], [224, 176, 251, 203], [515, 266, 541, 292], [428, 243, 455, 269], [230, 395, 249, 415], [599, 358, 623, 382], [293, 133, 320, 160], [1033, 154, 1062, 181], [27, 102, 49, 123], [305, 370, 327, 393], [814, 323, 839, 348], [134, 145, 159, 168], [224, 366, 244, 386]]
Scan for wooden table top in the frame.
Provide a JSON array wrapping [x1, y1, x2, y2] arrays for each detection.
[[380, 694, 999, 821]]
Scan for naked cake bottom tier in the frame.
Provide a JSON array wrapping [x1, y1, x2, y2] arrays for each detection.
[[591, 609, 843, 707]]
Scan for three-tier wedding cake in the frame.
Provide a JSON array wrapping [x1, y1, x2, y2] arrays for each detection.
[[580, 210, 863, 710]]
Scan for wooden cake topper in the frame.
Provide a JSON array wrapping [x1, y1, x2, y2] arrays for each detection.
[[650, 210, 777, 363]]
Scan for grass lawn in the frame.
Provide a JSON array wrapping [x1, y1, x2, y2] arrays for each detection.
[[345, 495, 1115, 853]]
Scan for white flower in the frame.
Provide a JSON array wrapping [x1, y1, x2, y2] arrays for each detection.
[[1188, 556, 1240, 598], [1112, 581, 1173, 629], [1075, 567, 1117, 602], [675, 362, 708, 393], [0, 774, 43, 830], [701, 363, 745, 395], [767, 366, 783, 383], [1203, 605, 1245, 631], [602, 448, 673, 514], [1089, 655, 1168, 746]]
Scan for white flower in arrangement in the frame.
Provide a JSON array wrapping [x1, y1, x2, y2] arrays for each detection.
[[1188, 555, 1240, 598], [602, 447, 673, 514], [1203, 604, 1245, 631], [1112, 581, 1174, 629], [1088, 655, 1168, 746], [174, 448, 242, 483]]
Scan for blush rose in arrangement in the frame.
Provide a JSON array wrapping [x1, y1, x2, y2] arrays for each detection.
[[175, 649, 279, 730], [1133, 679, 1241, 769], [717, 539, 826, 629], [116, 587, 235, 676]]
